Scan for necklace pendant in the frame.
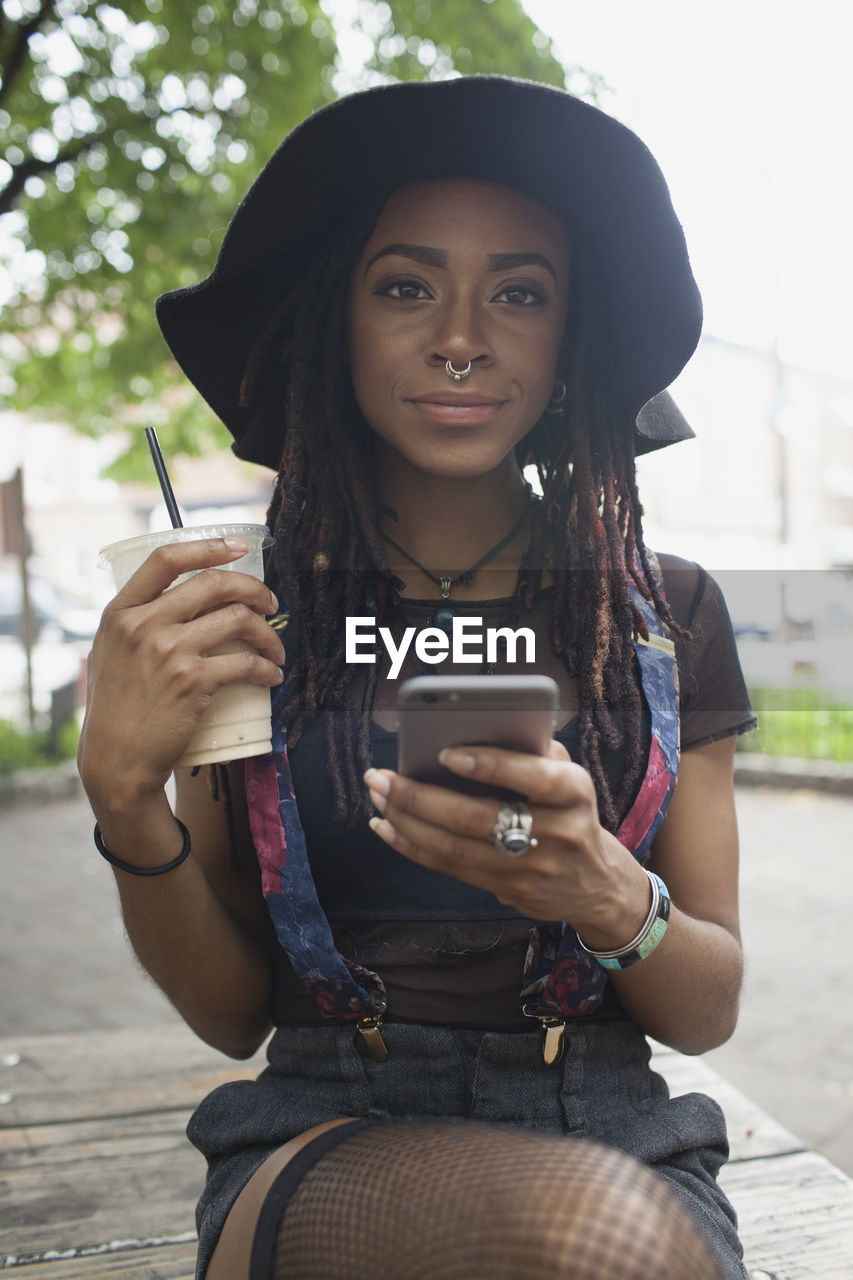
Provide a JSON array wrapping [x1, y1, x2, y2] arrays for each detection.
[[430, 604, 457, 635], [439, 577, 453, 598]]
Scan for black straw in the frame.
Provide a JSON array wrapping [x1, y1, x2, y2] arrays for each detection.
[[145, 427, 183, 528]]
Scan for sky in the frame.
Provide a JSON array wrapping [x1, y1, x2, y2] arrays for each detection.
[[522, 0, 852, 381]]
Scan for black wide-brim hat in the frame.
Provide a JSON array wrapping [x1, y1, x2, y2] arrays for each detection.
[[156, 75, 701, 468]]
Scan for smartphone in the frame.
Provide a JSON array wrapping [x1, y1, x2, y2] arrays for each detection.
[[396, 675, 559, 799]]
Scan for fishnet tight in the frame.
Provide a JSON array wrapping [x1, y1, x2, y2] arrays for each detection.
[[257, 1120, 724, 1280]]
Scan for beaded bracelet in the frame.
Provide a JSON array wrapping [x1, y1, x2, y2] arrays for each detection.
[[94, 819, 192, 877], [576, 869, 671, 971]]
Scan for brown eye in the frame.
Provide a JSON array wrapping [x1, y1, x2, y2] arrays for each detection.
[[378, 279, 432, 300], [493, 284, 546, 306]]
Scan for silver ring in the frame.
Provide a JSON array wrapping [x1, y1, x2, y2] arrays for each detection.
[[492, 803, 538, 857], [446, 359, 472, 381]]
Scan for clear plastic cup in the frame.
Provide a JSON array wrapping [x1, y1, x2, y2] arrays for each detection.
[[99, 524, 275, 769]]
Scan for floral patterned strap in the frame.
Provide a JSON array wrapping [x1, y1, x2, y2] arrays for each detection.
[[521, 571, 680, 1019], [245, 688, 387, 1020]]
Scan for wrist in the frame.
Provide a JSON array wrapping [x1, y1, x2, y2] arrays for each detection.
[[78, 732, 171, 820], [572, 842, 651, 951], [91, 792, 187, 873], [95, 818, 192, 877], [85, 773, 171, 825], [576, 869, 671, 970]]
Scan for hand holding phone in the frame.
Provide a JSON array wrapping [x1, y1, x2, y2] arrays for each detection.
[[396, 675, 558, 799]]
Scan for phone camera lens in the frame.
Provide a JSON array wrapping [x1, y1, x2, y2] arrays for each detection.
[[422, 692, 439, 704]]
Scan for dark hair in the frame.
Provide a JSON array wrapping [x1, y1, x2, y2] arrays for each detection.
[[241, 200, 685, 832]]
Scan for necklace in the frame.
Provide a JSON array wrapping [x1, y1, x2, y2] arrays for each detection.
[[381, 490, 534, 600], [399, 584, 528, 675]]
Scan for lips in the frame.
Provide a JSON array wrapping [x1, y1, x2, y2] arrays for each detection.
[[408, 390, 507, 425], [410, 391, 505, 407]]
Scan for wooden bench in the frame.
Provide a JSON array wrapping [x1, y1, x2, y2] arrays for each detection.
[[2, 1024, 851, 1278]]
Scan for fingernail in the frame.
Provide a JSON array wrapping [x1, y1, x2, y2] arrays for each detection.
[[368, 789, 386, 813], [269, 591, 279, 610], [223, 538, 249, 552], [439, 748, 476, 772], [364, 769, 389, 795], [369, 816, 396, 841]]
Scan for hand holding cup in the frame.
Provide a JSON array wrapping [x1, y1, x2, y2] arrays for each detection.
[[78, 526, 283, 813]]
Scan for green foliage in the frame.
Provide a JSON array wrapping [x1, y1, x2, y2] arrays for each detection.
[[364, 0, 567, 86], [0, 715, 80, 773], [1, 0, 337, 475], [0, 0, 572, 478], [738, 686, 853, 762]]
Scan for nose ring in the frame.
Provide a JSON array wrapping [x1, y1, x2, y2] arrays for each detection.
[[446, 359, 472, 382]]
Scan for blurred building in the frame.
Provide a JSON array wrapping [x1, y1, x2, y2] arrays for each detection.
[[639, 334, 853, 572], [0, 418, 273, 610], [638, 335, 853, 694]]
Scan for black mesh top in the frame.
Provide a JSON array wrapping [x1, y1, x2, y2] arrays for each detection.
[[274, 554, 757, 1029]]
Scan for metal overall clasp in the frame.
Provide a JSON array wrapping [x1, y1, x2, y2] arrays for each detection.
[[523, 1005, 566, 1066], [357, 1014, 389, 1062]]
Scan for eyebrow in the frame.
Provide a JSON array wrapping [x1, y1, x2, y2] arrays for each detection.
[[487, 252, 558, 287], [363, 244, 447, 275], [363, 243, 559, 287]]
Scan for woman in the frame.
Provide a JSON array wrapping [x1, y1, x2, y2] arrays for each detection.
[[78, 78, 757, 1279]]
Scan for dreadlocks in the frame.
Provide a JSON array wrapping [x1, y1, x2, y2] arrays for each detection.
[[241, 208, 686, 833]]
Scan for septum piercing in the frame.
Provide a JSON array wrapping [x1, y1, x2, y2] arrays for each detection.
[[446, 359, 472, 381]]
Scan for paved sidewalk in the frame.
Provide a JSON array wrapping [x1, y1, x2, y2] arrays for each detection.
[[1, 784, 851, 1176], [705, 785, 853, 1176]]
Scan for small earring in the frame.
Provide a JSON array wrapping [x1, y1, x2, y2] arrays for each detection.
[[545, 380, 567, 415]]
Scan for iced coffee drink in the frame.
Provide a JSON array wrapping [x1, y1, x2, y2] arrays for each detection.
[[99, 524, 274, 768]]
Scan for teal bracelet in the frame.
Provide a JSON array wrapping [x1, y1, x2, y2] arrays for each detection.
[[576, 870, 671, 971]]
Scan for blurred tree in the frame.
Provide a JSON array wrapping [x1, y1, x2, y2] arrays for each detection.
[[0, 0, 580, 477]]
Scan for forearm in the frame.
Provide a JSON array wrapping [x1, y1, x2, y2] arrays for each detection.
[[94, 791, 274, 1058], [576, 838, 743, 1054], [603, 906, 742, 1053]]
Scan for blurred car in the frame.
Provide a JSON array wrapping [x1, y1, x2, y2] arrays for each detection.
[[0, 572, 100, 643], [732, 620, 773, 640]]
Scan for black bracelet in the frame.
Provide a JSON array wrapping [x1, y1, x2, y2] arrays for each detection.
[[93, 819, 192, 876]]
